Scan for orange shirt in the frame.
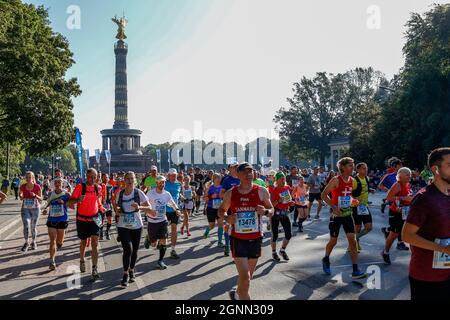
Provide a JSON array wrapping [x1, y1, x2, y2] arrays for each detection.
[[71, 184, 102, 218]]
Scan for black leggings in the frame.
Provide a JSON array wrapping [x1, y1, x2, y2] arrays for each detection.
[[117, 227, 142, 272], [271, 215, 292, 242]]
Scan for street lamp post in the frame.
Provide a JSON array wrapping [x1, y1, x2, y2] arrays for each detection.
[[51, 155, 55, 179], [55, 156, 62, 171]]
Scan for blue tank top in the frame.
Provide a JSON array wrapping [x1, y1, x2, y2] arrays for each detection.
[[383, 173, 397, 189], [207, 185, 223, 208]]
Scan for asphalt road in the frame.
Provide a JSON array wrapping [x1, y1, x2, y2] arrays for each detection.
[[0, 192, 411, 300]]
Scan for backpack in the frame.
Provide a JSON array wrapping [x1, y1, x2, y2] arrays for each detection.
[[81, 183, 99, 197], [76, 183, 100, 220], [118, 188, 141, 213], [352, 176, 370, 198]]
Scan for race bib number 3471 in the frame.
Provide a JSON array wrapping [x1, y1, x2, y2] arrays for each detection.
[[235, 212, 258, 234]]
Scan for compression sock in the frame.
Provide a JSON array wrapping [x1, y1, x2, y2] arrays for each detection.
[[356, 228, 370, 240], [158, 245, 166, 261], [218, 227, 224, 242]]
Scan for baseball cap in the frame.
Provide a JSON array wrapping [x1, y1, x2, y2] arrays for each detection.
[[168, 168, 178, 175], [268, 170, 277, 176], [150, 165, 157, 171], [237, 162, 254, 172], [227, 162, 239, 169], [156, 175, 166, 182], [275, 171, 286, 181]]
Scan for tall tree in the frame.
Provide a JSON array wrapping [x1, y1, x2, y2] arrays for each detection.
[[0, 1, 81, 156], [371, 4, 450, 168], [21, 145, 78, 175], [274, 68, 386, 165]]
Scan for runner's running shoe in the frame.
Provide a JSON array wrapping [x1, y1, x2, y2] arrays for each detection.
[[280, 250, 289, 261], [381, 251, 391, 265], [322, 257, 331, 275], [351, 269, 367, 279]]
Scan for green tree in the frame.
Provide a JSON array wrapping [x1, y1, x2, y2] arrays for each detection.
[[56, 148, 77, 174], [0, 1, 81, 156], [274, 68, 386, 165], [0, 143, 25, 177], [371, 4, 450, 168], [21, 145, 78, 175]]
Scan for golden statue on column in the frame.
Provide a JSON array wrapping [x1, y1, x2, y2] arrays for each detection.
[[112, 14, 128, 40]]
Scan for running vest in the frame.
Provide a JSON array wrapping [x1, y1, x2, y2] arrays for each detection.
[[207, 185, 223, 208], [182, 185, 193, 201], [118, 189, 141, 213], [390, 182, 412, 213], [331, 176, 354, 217], [230, 185, 263, 240]]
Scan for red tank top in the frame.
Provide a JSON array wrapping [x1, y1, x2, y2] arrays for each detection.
[[390, 182, 412, 213], [230, 185, 263, 240], [331, 175, 354, 206]]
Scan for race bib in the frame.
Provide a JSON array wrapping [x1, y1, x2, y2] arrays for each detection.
[[122, 213, 139, 228], [292, 179, 299, 187], [24, 198, 36, 209], [338, 196, 351, 209], [296, 196, 306, 205], [235, 212, 258, 234], [212, 199, 222, 209], [401, 206, 410, 220], [357, 205, 370, 216], [93, 214, 103, 227], [280, 190, 292, 204], [49, 204, 64, 217], [184, 189, 193, 200], [156, 205, 166, 218], [432, 238, 450, 269]]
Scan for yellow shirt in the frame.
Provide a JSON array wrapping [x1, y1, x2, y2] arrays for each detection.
[[352, 175, 369, 206]]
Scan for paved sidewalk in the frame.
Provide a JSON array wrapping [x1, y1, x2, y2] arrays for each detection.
[[0, 199, 24, 244]]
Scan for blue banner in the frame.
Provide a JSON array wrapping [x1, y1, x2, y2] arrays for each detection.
[[75, 128, 84, 181]]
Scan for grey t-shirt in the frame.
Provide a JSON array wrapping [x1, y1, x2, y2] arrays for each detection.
[[307, 174, 321, 194]]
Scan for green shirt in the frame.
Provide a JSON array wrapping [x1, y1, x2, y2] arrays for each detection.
[[352, 175, 369, 206], [253, 179, 267, 188], [420, 170, 433, 182], [144, 176, 157, 189]]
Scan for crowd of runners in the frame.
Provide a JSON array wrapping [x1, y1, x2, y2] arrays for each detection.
[[3, 147, 449, 300]]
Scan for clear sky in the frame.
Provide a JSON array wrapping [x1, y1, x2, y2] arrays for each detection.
[[26, 0, 447, 152]]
